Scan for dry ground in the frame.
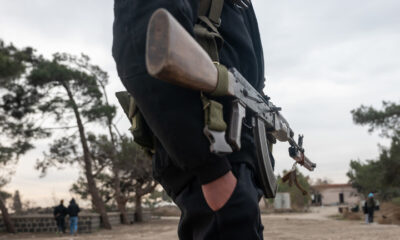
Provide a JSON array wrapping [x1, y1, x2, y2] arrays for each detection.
[[2, 207, 400, 240]]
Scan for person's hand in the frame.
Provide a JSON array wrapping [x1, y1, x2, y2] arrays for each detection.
[[201, 171, 237, 211]]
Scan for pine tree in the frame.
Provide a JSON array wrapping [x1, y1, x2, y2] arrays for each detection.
[[70, 136, 157, 223], [12, 190, 22, 215], [29, 53, 113, 229], [0, 39, 45, 233], [349, 101, 400, 199]]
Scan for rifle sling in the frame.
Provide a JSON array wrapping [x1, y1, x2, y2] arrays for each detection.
[[195, 0, 224, 62], [282, 170, 308, 196], [198, 0, 224, 25], [210, 63, 230, 96]]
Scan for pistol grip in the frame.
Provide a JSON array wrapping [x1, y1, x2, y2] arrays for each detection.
[[228, 100, 246, 151]]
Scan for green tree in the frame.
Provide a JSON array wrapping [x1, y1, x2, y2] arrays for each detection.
[[29, 53, 112, 229], [118, 137, 157, 222], [0, 190, 13, 233], [0, 40, 47, 233], [91, 68, 129, 224], [349, 101, 400, 199], [71, 174, 115, 209], [12, 190, 22, 215], [379, 137, 400, 188], [347, 159, 383, 197], [71, 136, 157, 222], [277, 169, 311, 209], [69, 134, 122, 212], [347, 141, 400, 200], [352, 101, 400, 138]]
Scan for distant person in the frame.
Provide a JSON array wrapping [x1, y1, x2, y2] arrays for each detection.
[[67, 198, 80, 235], [362, 200, 368, 224], [53, 200, 67, 234], [364, 193, 376, 224]]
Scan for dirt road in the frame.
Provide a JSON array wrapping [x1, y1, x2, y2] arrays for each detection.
[[2, 207, 400, 240]]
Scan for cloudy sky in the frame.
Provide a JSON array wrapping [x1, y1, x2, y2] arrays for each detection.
[[1, 0, 399, 206]]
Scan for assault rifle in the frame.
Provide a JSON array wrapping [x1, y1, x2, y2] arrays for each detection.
[[145, 9, 316, 198]]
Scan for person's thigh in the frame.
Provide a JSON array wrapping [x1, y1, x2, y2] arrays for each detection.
[[73, 217, 78, 228], [59, 218, 64, 227], [56, 218, 61, 229], [175, 163, 264, 240], [69, 218, 74, 232]]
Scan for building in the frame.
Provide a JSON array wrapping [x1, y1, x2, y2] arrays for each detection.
[[274, 192, 291, 210], [311, 184, 360, 206]]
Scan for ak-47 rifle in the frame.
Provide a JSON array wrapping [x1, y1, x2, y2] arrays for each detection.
[[145, 9, 316, 198]]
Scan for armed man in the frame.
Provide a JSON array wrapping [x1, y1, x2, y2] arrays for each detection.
[[113, 0, 315, 239]]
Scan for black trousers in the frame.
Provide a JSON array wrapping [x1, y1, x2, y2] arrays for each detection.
[[368, 208, 374, 223], [55, 217, 66, 233], [175, 163, 264, 240]]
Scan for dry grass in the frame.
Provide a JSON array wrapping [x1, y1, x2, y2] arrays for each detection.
[[344, 212, 363, 221], [151, 206, 180, 217], [376, 202, 400, 225]]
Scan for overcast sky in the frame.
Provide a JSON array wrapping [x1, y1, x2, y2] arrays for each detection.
[[1, 0, 399, 206]]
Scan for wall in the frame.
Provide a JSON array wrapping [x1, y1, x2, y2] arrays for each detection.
[[0, 213, 100, 233], [274, 193, 291, 209], [0, 210, 151, 233], [320, 187, 359, 205]]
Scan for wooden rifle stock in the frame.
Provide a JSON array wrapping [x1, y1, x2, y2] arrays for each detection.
[[146, 9, 218, 93]]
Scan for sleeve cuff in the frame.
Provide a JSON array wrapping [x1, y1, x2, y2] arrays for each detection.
[[193, 155, 231, 184]]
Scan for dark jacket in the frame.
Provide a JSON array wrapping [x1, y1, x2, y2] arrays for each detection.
[[112, 0, 265, 199], [67, 200, 80, 217], [364, 198, 376, 213], [366, 198, 376, 209], [53, 204, 67, 219]]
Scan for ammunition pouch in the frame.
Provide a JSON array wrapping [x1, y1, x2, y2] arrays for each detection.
[[115, 91, 154, 150], [129, 103, 154, 149], [201, 94, 227, 132]]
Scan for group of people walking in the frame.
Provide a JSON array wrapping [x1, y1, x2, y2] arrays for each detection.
[[53, 198, 80, 235]]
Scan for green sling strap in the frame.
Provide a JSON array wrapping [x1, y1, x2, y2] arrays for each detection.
[[199, 0, 224, 26], [195, 0, 230, 133], [195, 0, 225, 62]]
